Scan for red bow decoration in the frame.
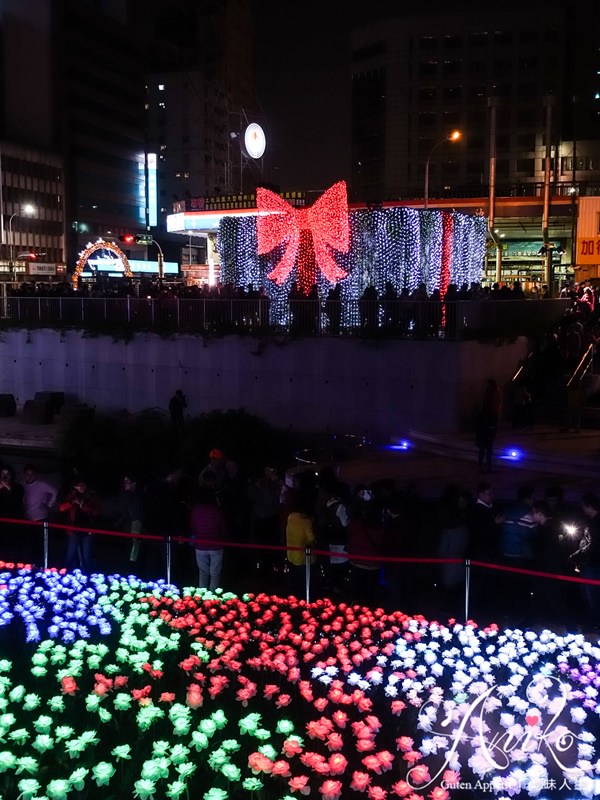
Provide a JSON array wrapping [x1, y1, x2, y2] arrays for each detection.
[[257, 181, 349, 292]]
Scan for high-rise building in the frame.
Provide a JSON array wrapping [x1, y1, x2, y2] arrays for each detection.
[[140, 0, 260, 234], [350, 2, 600, 204], [0, 0, 146, 269]]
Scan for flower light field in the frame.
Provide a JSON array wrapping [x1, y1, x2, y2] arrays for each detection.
[[0, 564, 597, 799]]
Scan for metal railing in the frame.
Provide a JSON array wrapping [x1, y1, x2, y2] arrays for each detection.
[[0, 295, 571, 341], [1, 515, 597, 626]]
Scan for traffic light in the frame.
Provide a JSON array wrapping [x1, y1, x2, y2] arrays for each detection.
[[117, 233, 153, 245]]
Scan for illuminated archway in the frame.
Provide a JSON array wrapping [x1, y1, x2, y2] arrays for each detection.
[[72, 239, 133, 284]]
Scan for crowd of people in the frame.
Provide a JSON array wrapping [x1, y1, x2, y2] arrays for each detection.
[[0, 447, 598, 631], [4, 276, 579, 339]]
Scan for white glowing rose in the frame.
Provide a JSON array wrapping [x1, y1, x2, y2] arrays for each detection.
[[571, 706, 588, 725]]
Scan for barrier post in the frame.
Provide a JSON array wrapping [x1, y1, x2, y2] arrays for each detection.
[[43, 521, 49, 570], [166, 536, 172, 584], [464, 559, 471, 622], [305, 546, 312, 603]]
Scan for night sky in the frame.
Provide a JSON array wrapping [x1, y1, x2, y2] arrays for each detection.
[[252, 1, 355, 194]]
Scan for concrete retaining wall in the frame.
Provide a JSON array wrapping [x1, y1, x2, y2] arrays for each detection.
[[0, 329, 529, 440]]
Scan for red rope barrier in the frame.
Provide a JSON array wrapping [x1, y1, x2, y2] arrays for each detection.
[[2, 516, 600, 587]]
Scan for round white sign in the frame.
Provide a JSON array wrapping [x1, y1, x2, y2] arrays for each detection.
[[244, 123, 266, 159]]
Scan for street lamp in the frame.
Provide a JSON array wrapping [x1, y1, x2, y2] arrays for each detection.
[[424, 130, 461, 209], [8, 204, 35, 280]]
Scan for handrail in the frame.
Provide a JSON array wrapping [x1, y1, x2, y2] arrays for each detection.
[[567, 342, 595, 389], [0, 296, 571, 341]]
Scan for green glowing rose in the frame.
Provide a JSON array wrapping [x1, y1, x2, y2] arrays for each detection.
[[0, 751, 17, 772], [16, 777, 40, 798], [91, 761, 115, 787], [15, 756, 39, 774], [165, 780, 186, 799], [32, 734, 54, 753], [133, 778, 156, 799], [46, 778, 71, 799], [111, 744, 132, 761], [68, 766, 89, 791], [48, 697, 65, 713], [54, 726, 73, 741]]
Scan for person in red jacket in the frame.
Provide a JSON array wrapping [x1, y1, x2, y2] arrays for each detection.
[[59, 478, 101, 573], [189, 476, 229, 591], [347, 486, 385, 605]]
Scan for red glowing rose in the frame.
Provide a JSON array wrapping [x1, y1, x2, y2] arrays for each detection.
[[185, 684, 203, 709], [320, 779, 343, 800], [326, 732, 344, 752], [350, 770, 372, 792], [368, 786, 388, 800], [61, 676, 78, 695], [288, 774, 310, 793], [131, 685, 152, 701], [428, 788, 449, 800], [276, 693, 292, 708], [272, 760, 292, 777], [391, 781, 412, 797], [356, 738, 376, 753], [283, 737, 304, 757], [396, 736, 414, 752], [409, 765, 430, 785]]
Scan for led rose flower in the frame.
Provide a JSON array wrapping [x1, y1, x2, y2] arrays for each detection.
[[356, 739, 376, 753], [332, 710, 348, 728], [402, 751, 422, 765], [409, 765, 430, 785], [320, 779, 343, 799], [326, 732, 344, 752], [391, 780, 412, 797], [289, 774, 311, 793], [428, 787, 449, 800], [242, 777, 263, 791], [442, 770, 460, 786], [391, 700, 406, 716], [368, 787, 388, 800], [186, 684, 203, 709], [396, 737, 414, 752], [350, 770, 372, 791], [46, 778, 71, 799], [248, 752, 274, 774], [132, 685, 152, 702], [91, 761, 116, 787], [133, 778, 157, 799], [307, 720, 331, 740], [159, 692, 175, 704], [272, 759, 292, 777], [276, 694, 292, 708], [68, 767, 89, 791], [17, 778, 40, 798], [283, 736, 304, 757], [165, 780, 187, 799], [61, 676, 78, 695], [314, 697, 329, 712], [301, 751, 328, 772], [328, 753, 348, 775]]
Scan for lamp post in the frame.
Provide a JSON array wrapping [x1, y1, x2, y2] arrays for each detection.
[[152, 239, 165, 283], [424, 130, 461, 209], [8, 204, 35, 280]]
